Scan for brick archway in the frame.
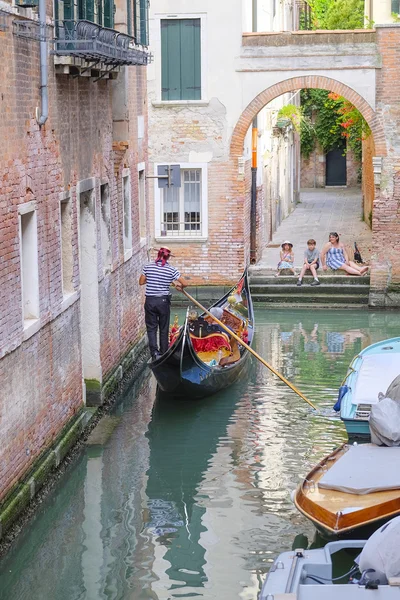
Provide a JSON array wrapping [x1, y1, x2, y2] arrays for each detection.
[[230, 75, 386, 157]]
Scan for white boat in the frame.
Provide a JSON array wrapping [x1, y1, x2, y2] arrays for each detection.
[[337, 337, 400, 439], [260, 515, 400, 599]]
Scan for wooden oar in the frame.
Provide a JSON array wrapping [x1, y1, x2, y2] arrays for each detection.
[[181, 288, 317, 410]]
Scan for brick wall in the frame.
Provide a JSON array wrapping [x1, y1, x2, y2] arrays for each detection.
[[0, 305, 82, 502], [0, 13, 148, 500], [148, 99, 248, 283], [370, 26, 400, 304]]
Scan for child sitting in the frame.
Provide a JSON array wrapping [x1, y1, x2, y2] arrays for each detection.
[[276, 241, 295, 277], [297, 239, 320, 286]]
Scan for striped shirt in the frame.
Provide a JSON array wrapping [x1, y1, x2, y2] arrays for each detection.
[[142, 261, 181, 296]]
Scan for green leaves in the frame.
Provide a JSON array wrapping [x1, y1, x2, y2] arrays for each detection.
[[300, 89, 370, 161], [307, 0, 365, 30]]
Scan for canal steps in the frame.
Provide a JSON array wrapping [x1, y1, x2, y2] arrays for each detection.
[[249, 271, 370, 307]]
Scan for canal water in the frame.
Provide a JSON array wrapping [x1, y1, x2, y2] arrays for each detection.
[[0, 308, 399, 600]]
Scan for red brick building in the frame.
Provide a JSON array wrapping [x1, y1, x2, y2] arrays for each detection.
[[0, 0, 149, 506]]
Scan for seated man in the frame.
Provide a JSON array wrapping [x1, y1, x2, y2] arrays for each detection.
[[205, 307, 225, 333]]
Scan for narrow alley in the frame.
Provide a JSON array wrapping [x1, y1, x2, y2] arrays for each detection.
[[257, 188, 372, 270]]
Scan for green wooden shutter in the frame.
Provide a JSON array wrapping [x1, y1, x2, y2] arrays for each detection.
[[139, 0, 148, 45], [161, 19, 201, 101], [86, 0, 94, 22], [103, 0, 113, 27]]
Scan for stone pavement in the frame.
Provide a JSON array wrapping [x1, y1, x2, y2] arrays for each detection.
[[256, 188, 372, 270]]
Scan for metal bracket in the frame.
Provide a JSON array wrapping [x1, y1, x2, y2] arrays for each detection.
[[13, 19, 49, 41], [0, 9, 9, 31], [72, 59, 102, 78], [92, 63, 118, 82]]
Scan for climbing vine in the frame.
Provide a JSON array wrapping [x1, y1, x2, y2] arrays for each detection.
[[299, 89, 371, 162], [306, 0, 366, 30]]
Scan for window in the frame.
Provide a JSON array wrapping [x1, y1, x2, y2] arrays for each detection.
[[55, 0, 114, 28], [100, 183, 112, 273], [161, 19, 201, 101], [123, 174, 132, 255], [155, 165, 208, 239], [392, 0, 400, 14], [60, 198, 74, 295], [134, 0, 149, 45], [138, 168, 146, 240], [19, 206, 39, 324]]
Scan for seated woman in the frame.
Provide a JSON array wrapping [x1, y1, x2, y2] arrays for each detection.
[[320, 232, 368, 276]]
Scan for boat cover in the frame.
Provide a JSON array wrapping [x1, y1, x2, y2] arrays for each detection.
[[359, 515, 400, 583], [386, 374, 400, 402], [370, 396, 400, 447], [352, 354, 400, 405], [319, 444, 400, 494]]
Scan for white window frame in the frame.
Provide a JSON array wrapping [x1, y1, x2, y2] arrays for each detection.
[[154, 162, 208, 241], [122, 168, 133, 260], [18, 201, 40, 334], [152, 12, 208, 106], [99, 181, 112, 274], [59, 191, 75, 298], [137, 162, 147, 246]]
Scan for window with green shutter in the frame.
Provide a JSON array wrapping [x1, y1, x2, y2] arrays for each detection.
[[134, 0, 149, 46], [161, 19, 201, 101], [56, 0, 113, 28]]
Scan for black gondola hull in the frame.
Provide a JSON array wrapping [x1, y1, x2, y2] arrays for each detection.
[[149, 270, 254, 400]]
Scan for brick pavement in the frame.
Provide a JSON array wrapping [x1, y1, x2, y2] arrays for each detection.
[[255, 188, 372, 270]]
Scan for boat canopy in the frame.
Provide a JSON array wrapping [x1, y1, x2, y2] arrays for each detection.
[[352, 354, 400, 405], [319, 444, 400, 495]]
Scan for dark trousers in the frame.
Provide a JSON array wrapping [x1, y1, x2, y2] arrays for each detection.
[[144, 296, 171, 356]]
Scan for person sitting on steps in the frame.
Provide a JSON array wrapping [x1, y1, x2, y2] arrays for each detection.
[[297, 239, 320, 287], [275, 241, 296, 277], [320, 232, 368, 276]]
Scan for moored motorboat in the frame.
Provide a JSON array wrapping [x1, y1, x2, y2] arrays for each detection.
[[294, 443, 400, 538], [260, 515, 400, 599], [337, 337, 400, 439], [149, 270, 254, 399]]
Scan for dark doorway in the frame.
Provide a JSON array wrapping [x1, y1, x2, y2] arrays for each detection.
[[326, 144, 346, 186]]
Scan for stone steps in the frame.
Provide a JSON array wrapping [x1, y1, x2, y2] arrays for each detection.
[[252, 293, 369, 305], [249, 273, 370, 306]]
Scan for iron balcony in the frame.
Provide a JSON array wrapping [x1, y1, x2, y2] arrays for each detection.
[[53, 20, 149, 67]]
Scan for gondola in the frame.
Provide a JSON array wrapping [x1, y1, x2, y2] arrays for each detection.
[[149, 270, 254, 399]]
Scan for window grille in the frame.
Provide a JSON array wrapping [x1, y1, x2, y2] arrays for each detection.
[[162, 169, 202, 237]]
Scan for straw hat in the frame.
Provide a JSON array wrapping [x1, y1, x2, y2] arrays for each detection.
[[281, 240, 293, 248]]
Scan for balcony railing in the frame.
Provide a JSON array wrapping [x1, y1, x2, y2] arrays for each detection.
[[53, 20, 149, 67]]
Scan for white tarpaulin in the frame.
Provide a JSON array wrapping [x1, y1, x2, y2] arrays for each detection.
[[352, 354, 400, 406], [359, 515, 400, 582], [318, 444, 400, 495], [369, 375, 400, 446]]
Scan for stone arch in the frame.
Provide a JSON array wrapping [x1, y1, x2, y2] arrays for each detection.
[[230, 75, 386, 157]]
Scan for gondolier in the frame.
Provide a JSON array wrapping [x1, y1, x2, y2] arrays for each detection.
[[139, 247, 187, 361]]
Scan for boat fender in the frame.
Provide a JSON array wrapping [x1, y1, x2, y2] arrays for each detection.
[[333, 385, 349, 412], [290, 489, 296, 503], [359, 515, 400, 584]]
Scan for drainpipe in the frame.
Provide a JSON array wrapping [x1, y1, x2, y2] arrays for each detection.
[[37, 0, 48, 126], [250, 0, 258, 264], [252, 0, 257, 31]]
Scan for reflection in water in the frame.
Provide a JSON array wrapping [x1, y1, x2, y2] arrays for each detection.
[[0, 309, 399, 599]]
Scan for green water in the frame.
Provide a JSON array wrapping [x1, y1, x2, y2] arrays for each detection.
[[0, 309, 399, 600]]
